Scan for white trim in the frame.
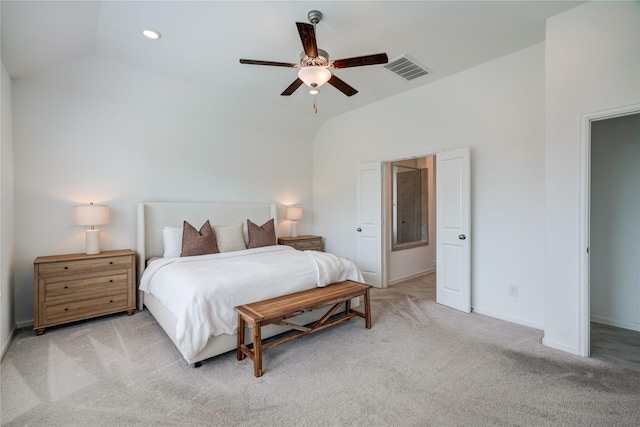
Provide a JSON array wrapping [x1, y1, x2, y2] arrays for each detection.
[[472, 307, 544, 331], [579, 103, 640, 357], [15, 320, 32, 329], [541, 337, 580, 356], [0, 326, 16, 361], [590, 315, 640, 333]]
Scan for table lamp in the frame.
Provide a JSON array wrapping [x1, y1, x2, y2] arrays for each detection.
[[286, 206, 303, 237], [74, 203, 109, 254]]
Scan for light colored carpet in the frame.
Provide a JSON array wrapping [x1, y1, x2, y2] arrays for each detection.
[[2, 274, 640, 426]]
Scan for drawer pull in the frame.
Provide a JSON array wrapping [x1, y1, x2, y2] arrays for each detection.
[[64, 308, 69, 311], [109, 280, 113, 283], [64, 286, 69, 289], [64, 266, 68, 269], [110, 300, 114, 303], [109, 262, 113, 265]]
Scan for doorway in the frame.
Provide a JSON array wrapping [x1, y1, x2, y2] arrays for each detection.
[[588, 111, 640, 370], [357, 148, 471, 312], [579, 104, 640, 364], [384, 156, 436, 286]]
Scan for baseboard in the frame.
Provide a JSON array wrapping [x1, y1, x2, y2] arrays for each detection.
[[16, 319, 33, 329], [471, 306, 544, 331], [388, 268, 434, 286], [591, 315, 640, 333], [541, 337, 581, 356], [1, 326, 16, 361]]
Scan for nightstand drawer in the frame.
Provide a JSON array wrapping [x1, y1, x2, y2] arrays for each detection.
[[288, 240, 322, 250], [278, 235, 324, 252], [37, 255, 132, 276], [43, 293, 129, 325], [43, 272, 130, 302]]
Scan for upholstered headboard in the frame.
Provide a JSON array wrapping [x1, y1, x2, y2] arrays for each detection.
[[136, 202, 277, 285]]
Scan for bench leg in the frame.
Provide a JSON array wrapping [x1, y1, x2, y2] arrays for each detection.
[[237, 315, 245, 361], [364, 289, 372, 329], [253, 322, 263, 377]]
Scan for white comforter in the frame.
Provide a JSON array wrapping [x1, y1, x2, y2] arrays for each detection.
[[139, 245, 363, 360]]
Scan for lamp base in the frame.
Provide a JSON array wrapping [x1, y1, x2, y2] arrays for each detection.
[[85, 229, 101, 255], [290, 221, 298, 238]]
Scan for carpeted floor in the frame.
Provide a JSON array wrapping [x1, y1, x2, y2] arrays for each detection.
[[2, 274, 640, 426]]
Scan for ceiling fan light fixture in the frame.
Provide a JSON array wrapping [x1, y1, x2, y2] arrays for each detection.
[[298, 66, 331, 88], [309, 89, 319, 95]]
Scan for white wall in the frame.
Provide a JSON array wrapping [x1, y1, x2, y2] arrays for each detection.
[[1, 62, 16, 356], [313, 43, 546, 329], [590, 113, 640, 331], [11, 56, 314, 326], [544, 1, 640, 354]]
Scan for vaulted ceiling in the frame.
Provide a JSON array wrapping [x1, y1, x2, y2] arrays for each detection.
[[1, 1, 584, 139]]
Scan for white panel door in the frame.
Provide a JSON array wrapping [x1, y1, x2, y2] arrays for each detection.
[[436, 147, 471, 312], [356, 162, 383, 287]]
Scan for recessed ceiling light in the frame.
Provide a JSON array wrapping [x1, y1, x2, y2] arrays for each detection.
[[142, 28, 161, 40]]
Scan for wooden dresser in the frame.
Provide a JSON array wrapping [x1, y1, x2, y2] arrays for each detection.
[[33, 249, 136, 335], [277, 235, 323, 251]]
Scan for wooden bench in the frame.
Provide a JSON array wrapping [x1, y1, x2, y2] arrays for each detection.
[[234, 280, 372, 377]]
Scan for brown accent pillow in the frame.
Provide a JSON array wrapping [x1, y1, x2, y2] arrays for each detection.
[[247, 218, 276, 249], [180, 220, 219, 257]]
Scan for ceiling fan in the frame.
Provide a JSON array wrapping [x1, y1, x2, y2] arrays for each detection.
[[239, 10, 388, 98]]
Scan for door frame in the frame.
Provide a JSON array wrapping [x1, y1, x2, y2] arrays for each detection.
[[578, 103, 640, 357], [379, 149, 443, 287]]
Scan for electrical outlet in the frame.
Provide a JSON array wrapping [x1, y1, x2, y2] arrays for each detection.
[[509, 285, 518, 297]]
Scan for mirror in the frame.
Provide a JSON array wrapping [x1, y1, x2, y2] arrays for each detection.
[[392, 163, 428, 250]]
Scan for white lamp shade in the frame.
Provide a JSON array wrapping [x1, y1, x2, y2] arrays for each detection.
[[286, 206, 303, 221], [298, 67, 331, 88], [74, 204, 109, 226]]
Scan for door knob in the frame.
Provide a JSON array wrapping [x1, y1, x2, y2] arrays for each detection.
[[357, 228, 362, 232], [459, 234, 466, 240]]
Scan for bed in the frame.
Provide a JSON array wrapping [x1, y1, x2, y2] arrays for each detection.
[[136, 202, 364, 366]]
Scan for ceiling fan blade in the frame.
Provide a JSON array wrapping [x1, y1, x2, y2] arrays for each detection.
[[281, 78, 304, 96], [332, 53, 389, 69], [296, 22, 318, 58], [328, 75, 358, 97], [239, 59, 296, 68]]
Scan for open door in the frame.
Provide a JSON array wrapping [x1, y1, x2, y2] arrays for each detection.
[[356, 162, 383, 287], [436, 147, 471, 312]]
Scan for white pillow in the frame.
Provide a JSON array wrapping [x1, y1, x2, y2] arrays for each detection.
[[162, 226, 183, 258], [213, 223, 247, 253]]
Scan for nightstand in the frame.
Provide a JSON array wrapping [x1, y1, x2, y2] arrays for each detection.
[[33, 249, 136, 335], [277, 235, 323, 252]]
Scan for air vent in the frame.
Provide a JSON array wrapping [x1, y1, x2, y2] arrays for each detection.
[[384, 55, 431, 81]]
